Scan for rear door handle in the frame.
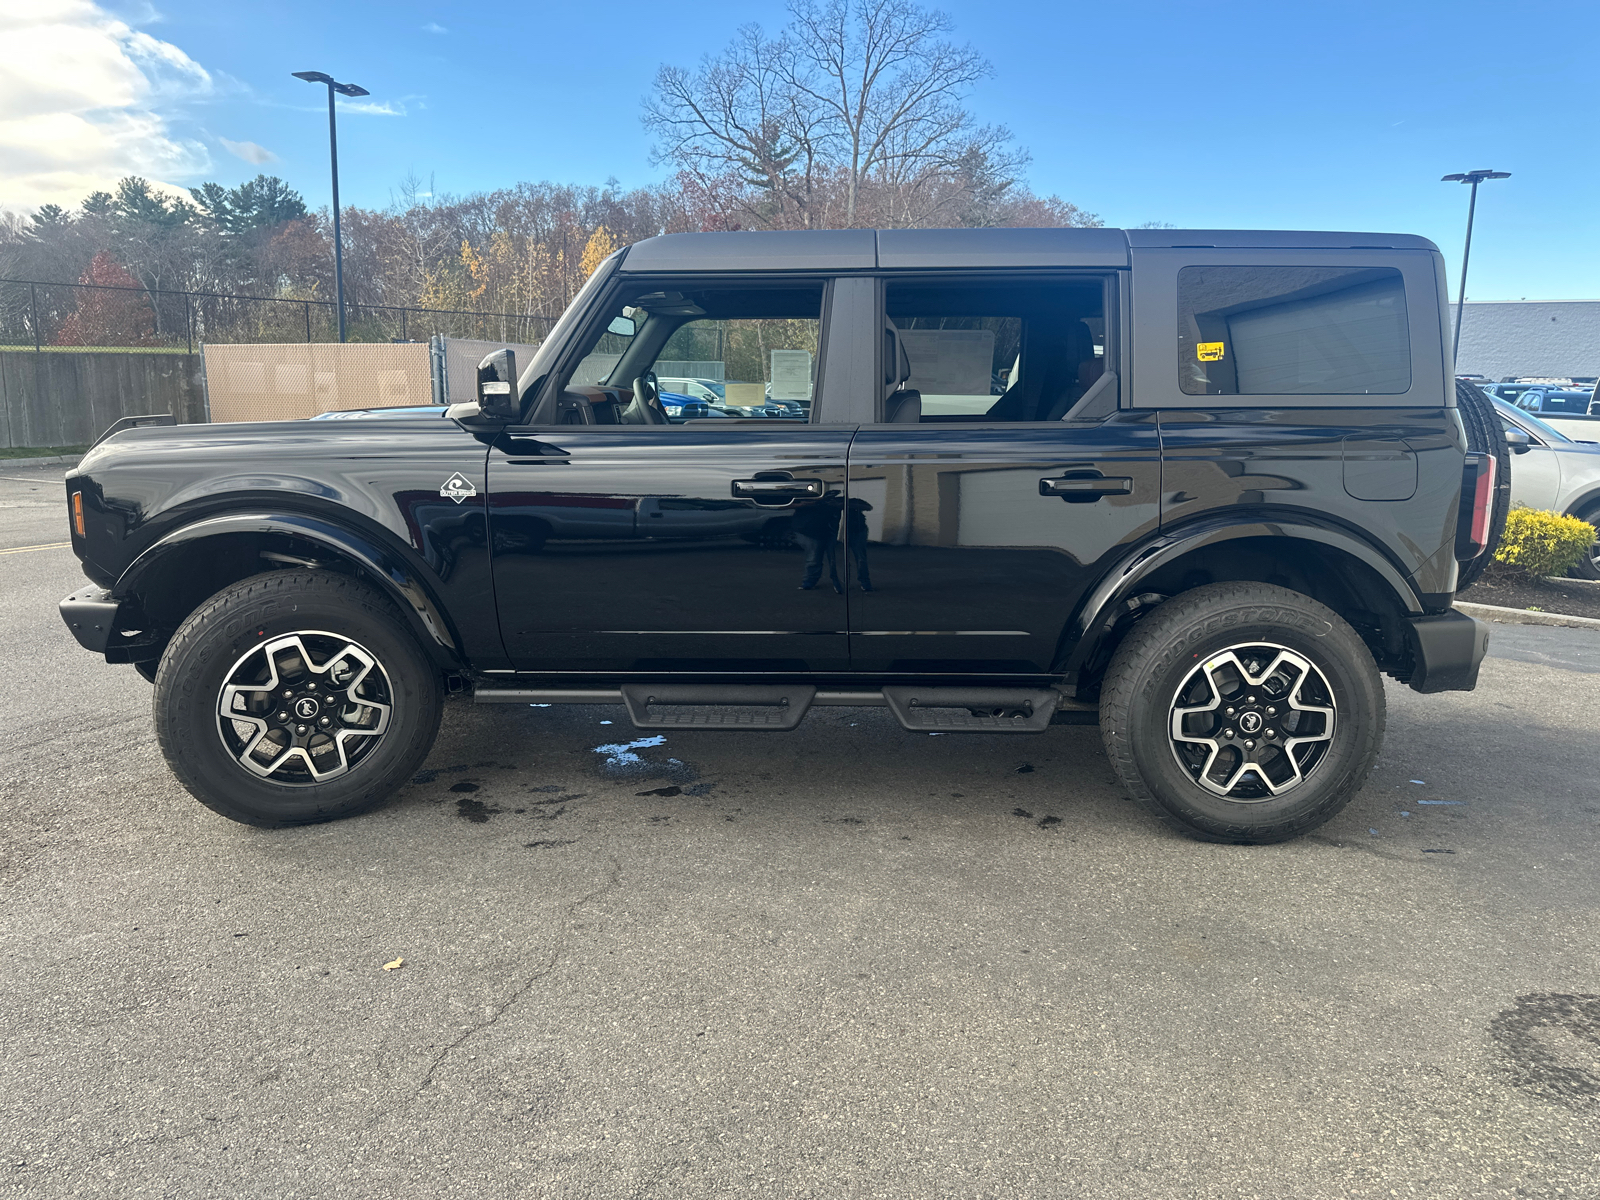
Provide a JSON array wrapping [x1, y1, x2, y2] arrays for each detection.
[[732, 478, 824, 496], [1039, 475, 1133, 497], [732, 477, 825, 501]]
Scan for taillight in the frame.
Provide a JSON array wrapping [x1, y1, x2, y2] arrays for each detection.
[[71, 491, 85, 538], [1457, 453, 1495, 559]]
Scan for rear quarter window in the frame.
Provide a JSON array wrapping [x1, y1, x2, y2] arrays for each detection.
[[1178, 266, 1411, 396]]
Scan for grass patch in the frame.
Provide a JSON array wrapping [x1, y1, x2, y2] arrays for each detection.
[[0, 444, 89, 459]]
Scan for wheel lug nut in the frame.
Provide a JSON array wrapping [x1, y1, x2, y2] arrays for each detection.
[[1265, 730, 1276, 739], [1245, 740, 1256, 749], [277, 711, 289, 722], [307, 682, 316, 691], [296, 725, 307, 735], [1266, 706, 1277, 715], [1247, 695, 1256, 703], [1223, 729, 1234, 739], [1226, 707, 1235, 716], [319, 717, 330, 727]]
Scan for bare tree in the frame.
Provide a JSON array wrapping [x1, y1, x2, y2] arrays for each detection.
[[645, 24, 829, 228], [784, 0, 1006, 224], [645, 0, 1014, 228]]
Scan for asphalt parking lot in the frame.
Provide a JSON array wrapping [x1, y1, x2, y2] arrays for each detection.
[[3, 459, 1599, 1199]]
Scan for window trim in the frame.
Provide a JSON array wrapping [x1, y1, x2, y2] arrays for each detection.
[[866, 270, 1123, 426], [526, 272, 840, 427], [1129, 247, 1447, 409]]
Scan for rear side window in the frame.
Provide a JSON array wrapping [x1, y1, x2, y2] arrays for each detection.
[[1178, 266, 1411, 396]]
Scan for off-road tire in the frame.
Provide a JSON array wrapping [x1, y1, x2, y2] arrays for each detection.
[[153, 571, 442, 827], [1100, 582, 1385, 844], [1456, 379, 1511, 589]]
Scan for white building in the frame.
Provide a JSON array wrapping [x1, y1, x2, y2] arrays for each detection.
[[1449, 300, 1600, 380]]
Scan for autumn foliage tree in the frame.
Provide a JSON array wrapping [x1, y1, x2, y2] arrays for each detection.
[[52, 252, 162, 346], [0, 4, 1101, 346]]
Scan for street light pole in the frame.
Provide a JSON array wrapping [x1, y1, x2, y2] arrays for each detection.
[[1441, 169, 1511, 368], [293, 71, 370, 343]]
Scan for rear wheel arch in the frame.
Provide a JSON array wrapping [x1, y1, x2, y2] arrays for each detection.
[[1066, 524, 1420, 696], [115, 514, 463, 670]]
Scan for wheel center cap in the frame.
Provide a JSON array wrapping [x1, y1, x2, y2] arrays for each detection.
[[293, 696, 321, 720], [1238, 710, 1264, 735]]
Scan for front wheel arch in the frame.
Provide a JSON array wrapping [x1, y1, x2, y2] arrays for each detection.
[[116, 515, 463, 670]]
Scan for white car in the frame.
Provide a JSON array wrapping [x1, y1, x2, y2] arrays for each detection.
[[1496, 398, 1600, 578]]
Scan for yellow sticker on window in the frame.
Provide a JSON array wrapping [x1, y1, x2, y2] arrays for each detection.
[[1197, 342, 1226, 362]]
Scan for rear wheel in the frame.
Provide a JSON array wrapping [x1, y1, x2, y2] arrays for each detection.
[[154, 571, 442, 827], [1100, 582, 1385, 843]]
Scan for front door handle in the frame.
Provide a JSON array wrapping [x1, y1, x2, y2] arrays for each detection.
[[732, 477, 825, 502], [1039, 475, 1133, 497]]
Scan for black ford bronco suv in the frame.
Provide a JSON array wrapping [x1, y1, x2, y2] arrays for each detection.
[[60, 228, 1505, 843]]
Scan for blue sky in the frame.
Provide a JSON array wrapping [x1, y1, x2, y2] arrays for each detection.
[[8, 0, 1597, 300]]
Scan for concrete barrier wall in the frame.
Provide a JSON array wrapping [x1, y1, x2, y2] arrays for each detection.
[[0, 351, 204, 448]]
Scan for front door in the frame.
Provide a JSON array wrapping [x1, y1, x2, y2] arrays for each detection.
[[844, 275, 1162, 676], [489, 277, 857, 673]]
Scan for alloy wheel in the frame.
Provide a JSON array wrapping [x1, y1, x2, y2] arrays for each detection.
[[1167, 642, 1337, 801], [214, 631, 393, 786]]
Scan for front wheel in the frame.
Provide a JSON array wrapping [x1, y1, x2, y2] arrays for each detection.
[[1099, 582, 1385, 843], [153, 571, 443, 827]]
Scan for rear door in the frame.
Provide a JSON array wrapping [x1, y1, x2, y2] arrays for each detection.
[[843, 272, 1162, 677], [488, 276, 859, 674]]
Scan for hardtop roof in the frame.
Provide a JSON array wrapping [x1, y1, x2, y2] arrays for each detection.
[[617, 227, 1440, 273]]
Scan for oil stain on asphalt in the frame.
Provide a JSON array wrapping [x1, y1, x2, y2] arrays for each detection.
[[1489, 992, 1600, 1106]]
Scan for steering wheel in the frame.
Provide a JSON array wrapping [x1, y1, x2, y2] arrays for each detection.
[[633, 371, 661, 409]]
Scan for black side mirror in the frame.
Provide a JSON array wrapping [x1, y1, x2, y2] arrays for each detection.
[[1504, 427, 1533, 454], [476, 349, 519, 420]]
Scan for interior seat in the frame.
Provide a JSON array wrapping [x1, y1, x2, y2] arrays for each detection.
[[883, 318, 921, 422]]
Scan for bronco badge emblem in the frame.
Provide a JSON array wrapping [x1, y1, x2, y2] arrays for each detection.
[[439, 473, 477, 503]]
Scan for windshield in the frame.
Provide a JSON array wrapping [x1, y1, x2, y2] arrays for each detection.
[[514, 249, 625, 397], [1496, 398, 1572, 443]]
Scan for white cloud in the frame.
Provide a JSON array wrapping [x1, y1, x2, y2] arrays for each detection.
[[0, 0, 212, 211], [421, 21, 447, 34], [337, 98, 404, 117], [220, 137, 276, 164]]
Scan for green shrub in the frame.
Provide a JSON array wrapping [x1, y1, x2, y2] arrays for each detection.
[[1493, 507, 1598, 576]]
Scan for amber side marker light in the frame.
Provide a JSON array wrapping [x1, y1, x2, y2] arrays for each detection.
[[72, 491, 85, 537]]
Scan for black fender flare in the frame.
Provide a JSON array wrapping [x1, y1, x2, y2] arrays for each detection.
[[115, 511, 463, 663], [1062, 513, 1423, 676]]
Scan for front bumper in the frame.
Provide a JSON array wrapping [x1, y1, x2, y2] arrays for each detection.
[[60, 585, 120, 654], [60, 586, 161, 663], [1406, 610, 1489, 693]]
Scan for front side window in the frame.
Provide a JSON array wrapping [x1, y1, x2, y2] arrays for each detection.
[[561, 281, 823, 422], [1178, 266, 1411, 396], [885, 279, 1108, 422]]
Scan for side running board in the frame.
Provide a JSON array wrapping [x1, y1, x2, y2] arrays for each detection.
[[472, 684, 1097, 732], [881, 687, 1059, 733], [620, 684, 815, 730]]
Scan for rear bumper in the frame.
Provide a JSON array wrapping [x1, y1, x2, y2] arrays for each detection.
[[60, 585, 121, 654], [1405, 610, 1489, 693]]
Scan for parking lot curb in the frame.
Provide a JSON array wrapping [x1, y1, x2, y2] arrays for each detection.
[[1455, 600, 1600, 631]]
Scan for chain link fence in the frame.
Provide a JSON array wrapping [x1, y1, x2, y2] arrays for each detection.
[[0, 277, 556, 353]]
